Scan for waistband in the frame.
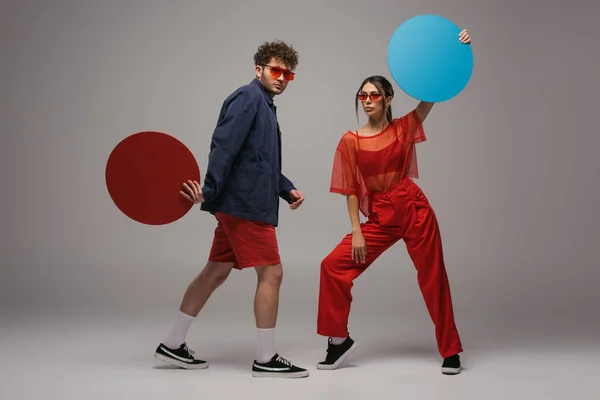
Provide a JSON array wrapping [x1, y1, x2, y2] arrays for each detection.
[[370, 176, 414, 201]]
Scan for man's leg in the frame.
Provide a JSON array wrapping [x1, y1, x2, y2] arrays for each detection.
[[250, 262, 308, 378], [178, 261, 234, 318], [163, 261, 234, 347], [206, 212, 307, 378], [154, 261, 233, 369], [254, 263, 283, 362], [154, 219, 236, 369]]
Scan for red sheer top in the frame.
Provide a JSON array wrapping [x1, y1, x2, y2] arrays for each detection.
[[330, 110, 426, 217]]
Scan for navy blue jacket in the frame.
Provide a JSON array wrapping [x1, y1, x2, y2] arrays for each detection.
[[200, 78, 296, 227]]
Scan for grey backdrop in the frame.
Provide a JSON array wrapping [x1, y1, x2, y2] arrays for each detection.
[[2, 0, 599, 349]]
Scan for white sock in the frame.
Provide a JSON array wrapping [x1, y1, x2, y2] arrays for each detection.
[[163, 311, 195, 349], [256, 328, 276, 363], [331, 337, 347, 345]]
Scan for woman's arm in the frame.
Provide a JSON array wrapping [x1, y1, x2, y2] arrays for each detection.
[[347, 194, 362, 234], [415, 101, 434, 123], [347, 194, 366, 263], [413, 29, 471, 123]]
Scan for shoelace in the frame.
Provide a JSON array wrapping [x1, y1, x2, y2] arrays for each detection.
[[183, 344, 195, 357], [326, 337, 337, 353], [276, 355, 292, 367], [325, 338, 341, 361]]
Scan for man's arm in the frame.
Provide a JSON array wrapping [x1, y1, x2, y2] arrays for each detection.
[[279, 172, 296, 203], [202, 90, 259, 203]]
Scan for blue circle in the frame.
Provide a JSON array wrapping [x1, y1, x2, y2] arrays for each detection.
[[388, 14, 473, 102]]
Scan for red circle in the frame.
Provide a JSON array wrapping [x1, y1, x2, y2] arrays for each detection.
[[105, 131, 201, 225]]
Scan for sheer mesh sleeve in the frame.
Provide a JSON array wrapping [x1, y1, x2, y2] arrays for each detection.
[[395, 109, 426, 179], [395, 109, 426, 144], [330, 134, 370, 217], [330, 135, 358, 196]]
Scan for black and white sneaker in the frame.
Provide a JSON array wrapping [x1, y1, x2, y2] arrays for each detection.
[[252, 353, 309, 378], [316, 336, 357, 370], [441, 354, 461, 375], [154, 343, 208, 369]]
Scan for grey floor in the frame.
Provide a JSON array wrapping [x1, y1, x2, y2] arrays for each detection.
[[1, 313, 597, 400]]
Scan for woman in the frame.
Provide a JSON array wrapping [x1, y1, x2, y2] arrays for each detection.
[[316, 30, 471, 375]]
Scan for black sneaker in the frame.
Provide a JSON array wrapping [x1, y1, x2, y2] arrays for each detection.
[[154, 343, 208, 369], [441, 354, 461, 375], [252, 353, 309, 378], [316, 336, 357, 370]]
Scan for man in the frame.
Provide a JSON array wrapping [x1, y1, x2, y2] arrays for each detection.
[[153, 40, 308, 378]]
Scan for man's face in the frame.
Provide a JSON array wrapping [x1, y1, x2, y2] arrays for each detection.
[[256, 57, 295, 97]]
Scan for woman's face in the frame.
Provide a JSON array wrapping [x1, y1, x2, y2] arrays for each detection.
[[357, 82, 390, 119]]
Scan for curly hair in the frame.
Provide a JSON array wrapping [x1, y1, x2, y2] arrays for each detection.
[[254, 40, 299, 71]]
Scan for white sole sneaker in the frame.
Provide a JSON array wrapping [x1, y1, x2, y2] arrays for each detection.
[[252, 370, 309, 378], [442, 365, 462, 375], [154, 350, 208, 370], [316, 341, 357, 370]]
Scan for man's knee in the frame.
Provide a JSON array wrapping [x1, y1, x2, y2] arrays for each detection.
[[255, 263, 283, 286], [201, 261, 234, 288]]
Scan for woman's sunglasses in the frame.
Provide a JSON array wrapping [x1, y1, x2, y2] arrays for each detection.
[[263, 64, 295, 81], [357, 92, 382, 102]]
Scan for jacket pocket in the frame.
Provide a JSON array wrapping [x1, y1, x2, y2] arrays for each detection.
[[232, 166, 270, 214]]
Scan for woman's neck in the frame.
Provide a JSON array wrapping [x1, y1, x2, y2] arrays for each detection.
[[360, 116, 388, 135]]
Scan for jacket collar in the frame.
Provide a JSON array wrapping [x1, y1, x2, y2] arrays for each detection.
[[251, 78, 275, 106]]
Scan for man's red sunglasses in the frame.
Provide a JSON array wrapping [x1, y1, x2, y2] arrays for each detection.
[[262, 64, 295, 81]]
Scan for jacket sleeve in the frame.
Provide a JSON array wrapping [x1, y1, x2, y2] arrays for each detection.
[[278, 172, 296, 203], [201, 90, 259, 203]]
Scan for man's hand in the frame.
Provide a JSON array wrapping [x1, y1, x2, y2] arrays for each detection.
[[180, 180, 204, 204], [289, 189, 304, 210]]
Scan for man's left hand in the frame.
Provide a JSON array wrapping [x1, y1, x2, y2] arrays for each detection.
[[289, 189, 304, 210]]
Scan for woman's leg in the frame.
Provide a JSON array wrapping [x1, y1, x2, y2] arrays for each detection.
[[317, 220, 400, 338], [402, 187, 463, 363], [316, 220, 400, 369], [316, 219, 402, 370]]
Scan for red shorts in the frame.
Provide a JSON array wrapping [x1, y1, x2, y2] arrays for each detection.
[[208, 212, 281, 270]]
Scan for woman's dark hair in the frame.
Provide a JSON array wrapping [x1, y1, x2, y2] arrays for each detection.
[[355, 75, 394, 124]]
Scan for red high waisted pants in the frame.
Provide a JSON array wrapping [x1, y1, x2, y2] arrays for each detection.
[[317, 177, 463, 359]]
